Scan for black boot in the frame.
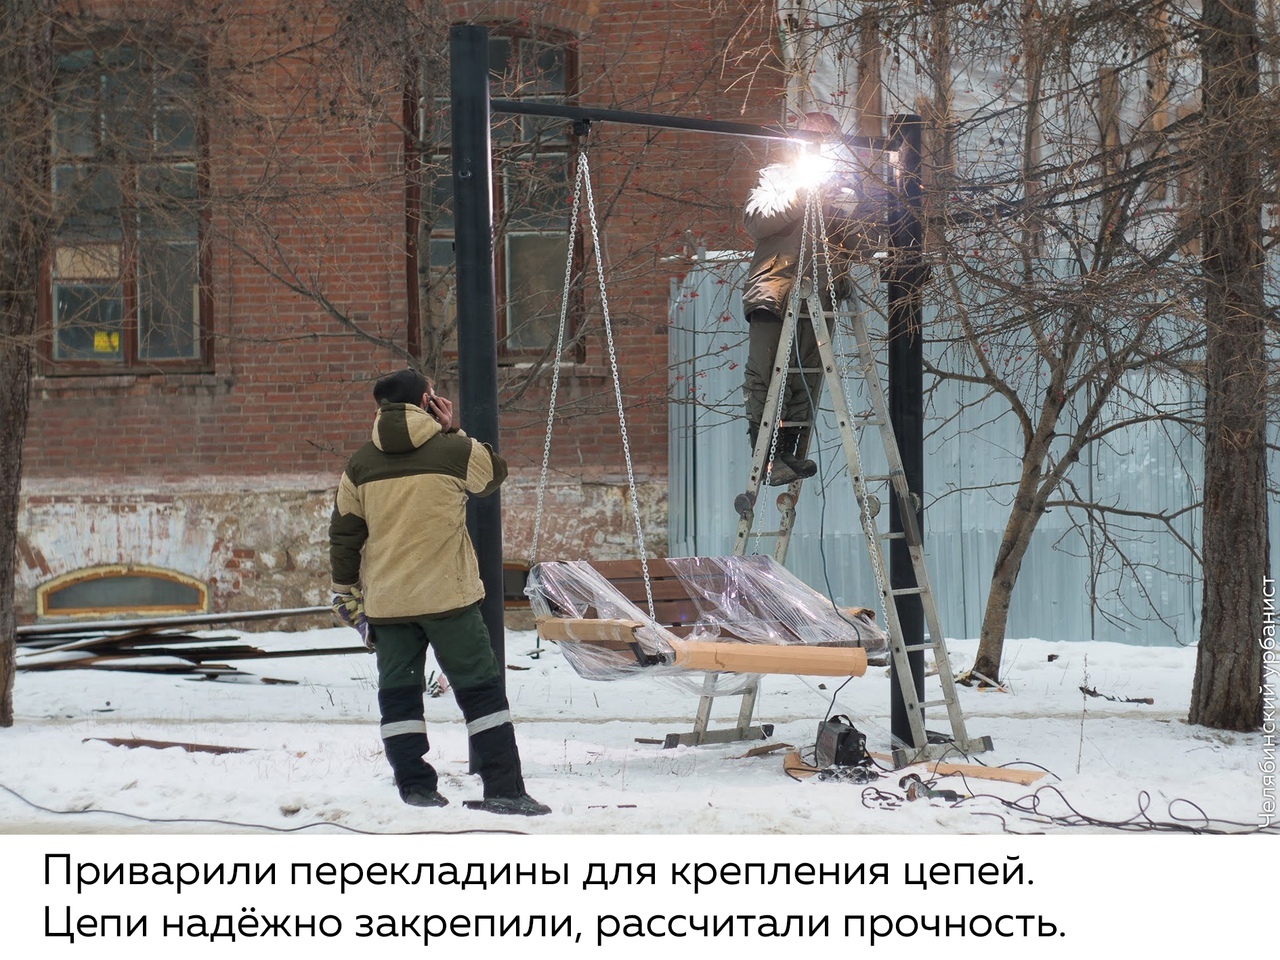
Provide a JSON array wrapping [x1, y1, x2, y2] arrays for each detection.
[[747, 424, 793, 488], [776, 428, 816, 481], [378, 686, 441, 802], [753, 422, 803, 486]]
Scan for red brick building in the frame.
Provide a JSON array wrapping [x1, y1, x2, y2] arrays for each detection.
[[17, 1, 781, 622]]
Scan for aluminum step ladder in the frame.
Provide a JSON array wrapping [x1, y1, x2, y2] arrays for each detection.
[[673, 273, 991, 765]]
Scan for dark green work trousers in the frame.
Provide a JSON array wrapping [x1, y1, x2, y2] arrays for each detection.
[[372, 603, 525, 800], [743, 307, 832, 429]]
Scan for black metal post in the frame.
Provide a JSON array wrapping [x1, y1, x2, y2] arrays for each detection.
[[450, 26, 506, 677], [884, 114, 928, 749]]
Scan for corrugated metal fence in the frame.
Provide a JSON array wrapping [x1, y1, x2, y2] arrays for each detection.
[[668, 256, 1278, 645]]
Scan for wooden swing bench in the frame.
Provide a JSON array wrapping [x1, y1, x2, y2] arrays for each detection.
[[532, 555, 883, 747], [532, 555, 881, 682]]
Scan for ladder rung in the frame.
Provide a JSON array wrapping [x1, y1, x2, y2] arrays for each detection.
[[901, 643, 932, 652], [878, 531, 906, 540], [888, 586, 928, 597], [784, 366, 823, 374], [919, 698, 953, 709]]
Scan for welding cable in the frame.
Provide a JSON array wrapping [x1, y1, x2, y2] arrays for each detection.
[[0, 781, 527, 836]]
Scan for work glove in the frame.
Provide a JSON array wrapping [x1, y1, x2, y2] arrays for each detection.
[[331, 585, 372, 651]]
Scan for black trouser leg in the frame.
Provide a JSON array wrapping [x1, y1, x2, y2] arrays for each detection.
[[376, 685, 437, 791], [425, 604, 526, 800], [452, 678, 525, 799], [744, 309, 781, 430]]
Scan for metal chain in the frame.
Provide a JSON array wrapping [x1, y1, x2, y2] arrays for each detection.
[[813, 194, 840, 313], [581, 154, 656, 620], [751, 189, 819, 555], [816, 206, 891, 625], [751, 189, 814, 554], [805, 192, 892, 626], [530, 150, 587, 566], [768, 188, 816, 467]]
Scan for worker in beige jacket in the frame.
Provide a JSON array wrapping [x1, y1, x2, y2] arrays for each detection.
[[329, 368, 549, 815]]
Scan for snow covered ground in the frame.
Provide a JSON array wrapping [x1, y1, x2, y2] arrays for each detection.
[[1, 627, 1270, 836], [2, 627, 1269, 839], [2, 627, 1274, 956]]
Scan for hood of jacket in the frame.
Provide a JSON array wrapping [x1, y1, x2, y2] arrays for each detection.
[[744, 163, 799, 220], [371, 402, 442, 454]]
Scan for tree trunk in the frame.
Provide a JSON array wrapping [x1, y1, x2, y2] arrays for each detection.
[[1190, 0, 1269, 731], [0, 326, 32, 729], [973, 387, 1081, 682], [0, 0, 54, 727], [972, 458, 1044, 683]]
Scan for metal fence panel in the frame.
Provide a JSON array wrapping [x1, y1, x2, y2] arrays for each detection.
[[668, 259, 1276, 645]]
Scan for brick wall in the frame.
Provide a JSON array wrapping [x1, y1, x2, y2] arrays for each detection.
[[19, 0, 781, 621]]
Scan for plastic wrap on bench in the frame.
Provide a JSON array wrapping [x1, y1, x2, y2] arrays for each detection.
[[528, 554, 887, 687]]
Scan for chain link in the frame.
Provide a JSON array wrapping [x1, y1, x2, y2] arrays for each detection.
[[530, 150, 587, 566], [581, 155, 656, 619], [813, 193, 891, 625], [765, 190, 815, 465], [752, 189, 821, 554]]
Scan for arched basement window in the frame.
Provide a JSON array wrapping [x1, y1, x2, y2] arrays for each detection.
[[37, 565, 208, 618]]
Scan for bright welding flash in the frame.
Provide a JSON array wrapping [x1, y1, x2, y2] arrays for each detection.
[[790, 147, 837, 192]]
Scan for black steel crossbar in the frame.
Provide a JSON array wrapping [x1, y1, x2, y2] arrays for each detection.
[[490, 98, 889, 150]]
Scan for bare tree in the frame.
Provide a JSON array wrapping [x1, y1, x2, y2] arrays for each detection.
[[935, 2, 1208, 681], [0, 0, 54, 726], [214, 0, 763, 426], [1190, 0, 1269, 730], [746, 2, 1210, 682], [771, 1, 1276, 707]]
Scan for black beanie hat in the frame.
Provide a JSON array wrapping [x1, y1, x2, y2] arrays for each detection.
[[373, 368, 428, 405]]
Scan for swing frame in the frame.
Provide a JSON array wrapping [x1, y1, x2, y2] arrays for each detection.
[[526, 147, 884, 688]]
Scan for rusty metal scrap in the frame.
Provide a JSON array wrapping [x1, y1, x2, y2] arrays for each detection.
[[16, 606, 363, 677]]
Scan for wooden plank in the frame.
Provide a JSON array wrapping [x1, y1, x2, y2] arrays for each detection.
[[580, 558, 682, 580], [916, 760, 1045, 785], [543, 613, 811, 648], [603, 578, 716, 602], [871, 752, 1046, 785], [669, 639, 867, 677], [583, 599, 706, 627], [536, 617, 645, 646], [192, 645, 369, 660], [84, 737, 253, 755], [23, 659, 247, 675], [585, 556, 776, 579], [666, 621, 808, 644], [584, 601, 808, 646], [14, 628, 180, 658]]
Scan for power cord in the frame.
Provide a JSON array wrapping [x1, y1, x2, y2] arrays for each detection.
[[847, 759, 1280, 835], [0, 782, 529, 836]]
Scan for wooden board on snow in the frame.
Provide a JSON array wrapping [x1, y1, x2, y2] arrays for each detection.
[[872, 752, 1046, 785]]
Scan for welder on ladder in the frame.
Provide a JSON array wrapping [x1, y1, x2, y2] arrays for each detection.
[[741, 110, 867, 485]]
